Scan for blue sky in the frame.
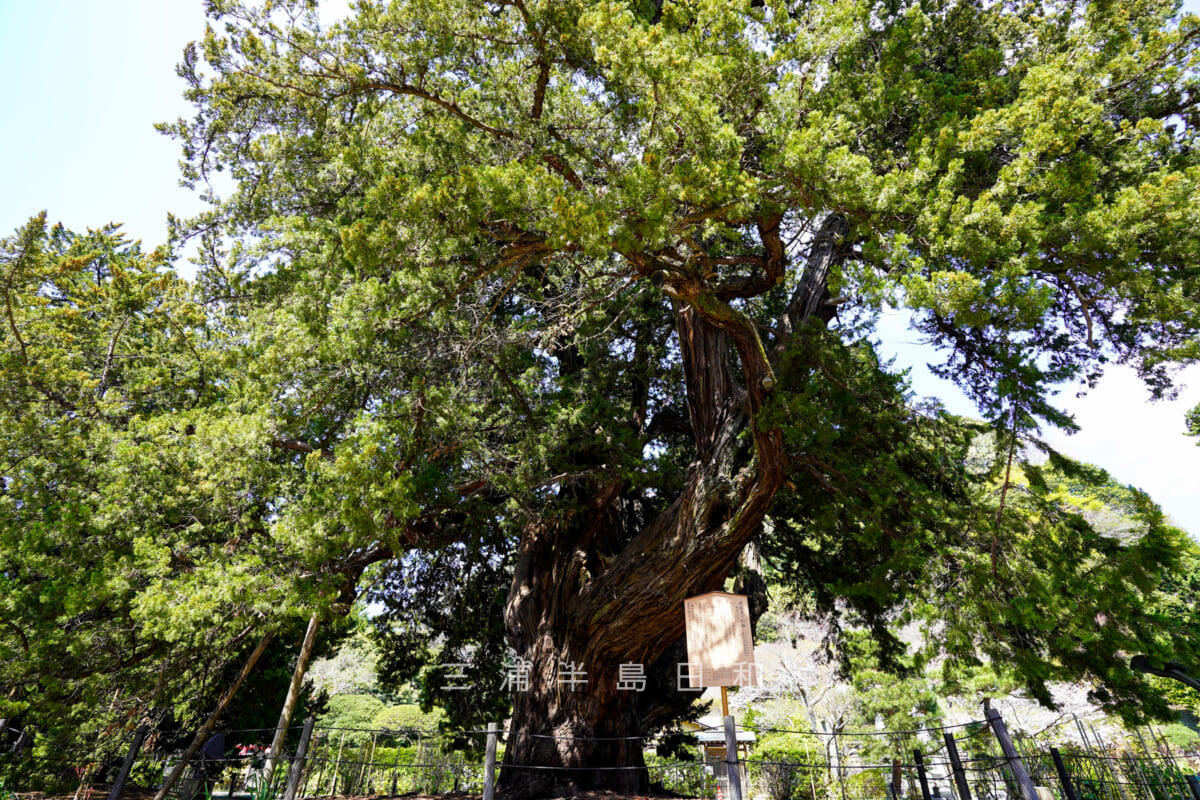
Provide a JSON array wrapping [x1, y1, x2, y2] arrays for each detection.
[[2, 0, 1198, 536]]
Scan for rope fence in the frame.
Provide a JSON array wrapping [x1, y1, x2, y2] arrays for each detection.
[[6, 709, 1200, 800]]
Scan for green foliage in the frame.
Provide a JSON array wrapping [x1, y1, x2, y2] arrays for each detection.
[[163, 0, 1200, 731], [1147, 539, 1200, 712], [129, 759, 166, 792], [844, 769, 889, 800], [841, 631, 943, 761], [643, 750, 707, 798], [0, 216, 333, 788], [371, 552, 514, 737], [371, 703, 445, 733], [765, 357, 1200, 724], [755, 611, 784, 645], [316, 695, 443, 748], [762, 326, 985, 670], [321, 738, 473, 797], [934, 458, 1198, 722], [317, 695, 386, 742], [1155, 722, 1200, 752], [750, 733, 825, 800]]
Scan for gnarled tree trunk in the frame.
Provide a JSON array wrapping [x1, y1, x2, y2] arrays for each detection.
[[501, 317, 754, 793], [499, 215, 847, 796]]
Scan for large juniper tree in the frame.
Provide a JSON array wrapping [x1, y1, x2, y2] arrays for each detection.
[[155, 0, 1200, 792]]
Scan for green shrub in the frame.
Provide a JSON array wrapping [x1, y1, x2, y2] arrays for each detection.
[[646, 750, 706, 798], [1156, 722, 1200, 753], [844, 768, 887, 800], [757, 612, 783, 643], [371, 703, 444, 734], [751, 733, 825, 800], [316, 694, 385, 743]]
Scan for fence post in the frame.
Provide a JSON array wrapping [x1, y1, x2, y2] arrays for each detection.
[[724, 715, 744, 800], [281, 716, 314, 800], [107, 725, 148, 800], [1050, 748, 1079, 800], [1185, 775, 1200, 800], [390, 741, 402, 797], [484, 722, 499, 800], [914, 749, 933, 800], [944, 732, 973, 800], [1074, 716, 1124, 800], [985, 708, 1039, 800], [329, 733, 346, 795]]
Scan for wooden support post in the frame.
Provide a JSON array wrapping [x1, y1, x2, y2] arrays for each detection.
[[891, 759, 903, 800], [108, 725, 148, 800], [265, 613, 321, 788], [724, 715, 744, 800], [1128, 729, 1162, 800], [986, 708, 1039, 800], [281, 716, 314, 800], [914, 749, 933, 800], [944, 732, 972, 800], [355, 732, 377, 794], [483, 722, 499, 800], [154, 630, 275, 800], [1073, 717, 1113, 800], [1050, 748, 1079, 800], [368, 732, 380, 793]]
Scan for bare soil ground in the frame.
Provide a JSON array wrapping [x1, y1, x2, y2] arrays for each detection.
[[25, 788, 702, 800]]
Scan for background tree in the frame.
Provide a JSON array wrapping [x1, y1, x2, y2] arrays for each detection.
[[1142, 537, 1200, 712], [0, 215, 341, 789]]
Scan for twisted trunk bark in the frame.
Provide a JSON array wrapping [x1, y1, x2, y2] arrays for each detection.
[[499, 216, 847, 797]]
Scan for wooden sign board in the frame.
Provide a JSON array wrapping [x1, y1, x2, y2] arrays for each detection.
[[683, 592, 756, 688]]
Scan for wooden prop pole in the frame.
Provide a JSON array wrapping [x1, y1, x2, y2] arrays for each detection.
[[153, 630, 275, 800], [264, 613, 321, 787]]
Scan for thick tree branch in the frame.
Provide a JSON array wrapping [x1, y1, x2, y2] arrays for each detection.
[[2, 290, 27, 366], [644, 409, 692, 441], [362, 80, 515, 140], [712, 213, 786, 300], [774, 214, 850, 348], [95, 313, 131, 400], [2, 620, 30, 656]]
